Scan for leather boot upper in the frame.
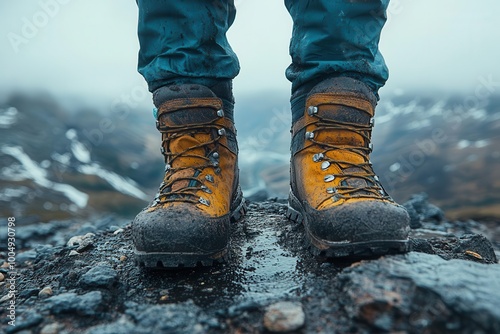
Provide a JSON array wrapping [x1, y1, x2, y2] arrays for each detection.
[[291, 77, 389, 209], [132, 84, 243, 256], [289, 77, 410, 247]]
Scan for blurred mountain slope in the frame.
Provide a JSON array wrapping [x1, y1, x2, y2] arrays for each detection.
[[1, 90, 499, 221]]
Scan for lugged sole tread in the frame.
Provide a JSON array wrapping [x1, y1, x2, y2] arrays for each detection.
[[135, 252, 228, 270]]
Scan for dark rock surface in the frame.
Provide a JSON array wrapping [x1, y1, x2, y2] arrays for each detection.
[[340, 252, 500, 333], [1, 197, 499, 333], [79, 265, 118, 289], [46, 291, 104, 316]]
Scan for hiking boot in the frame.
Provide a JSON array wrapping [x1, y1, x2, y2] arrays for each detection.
[[287, 77, 410, 258], [132, 83, 246, 268]]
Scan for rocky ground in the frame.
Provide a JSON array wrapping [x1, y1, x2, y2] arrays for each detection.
[[1, 194, 500, 334]]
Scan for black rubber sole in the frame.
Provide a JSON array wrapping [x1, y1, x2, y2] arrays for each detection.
[[135, 250, 228, 269], [287, 194, 409, 259], [135, 195, 247, 270]]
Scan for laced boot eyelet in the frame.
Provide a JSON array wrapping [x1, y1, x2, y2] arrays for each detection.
[[217, 109, 224, 117], [205, 175, 214, 183], [199, 197, 211, 206], [324, 175, 335, 182], [321, 161, 331, 170], [305, 131, 315, 140], [307, 106, 318, 116], [201, 185, 212, 194], [313, 153, 324, 162]]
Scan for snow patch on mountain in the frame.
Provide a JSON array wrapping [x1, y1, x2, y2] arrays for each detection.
[[66, 129, 91, 163], [0, 107, 18, 128], [78, 164, 148, 201], [0, 145, 89, 208]]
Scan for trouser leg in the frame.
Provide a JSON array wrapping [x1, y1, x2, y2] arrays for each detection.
[[137, 0, 240, 92], [285, 0, 390, 119]]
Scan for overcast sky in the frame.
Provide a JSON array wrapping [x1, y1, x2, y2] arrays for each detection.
[[1, 0, 499, 107]]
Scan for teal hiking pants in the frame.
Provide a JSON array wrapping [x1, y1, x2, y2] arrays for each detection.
[[137, 0, 389, 97]]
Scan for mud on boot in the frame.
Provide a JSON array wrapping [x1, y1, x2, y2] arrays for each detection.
[[288, 77, 410, 258], [132, 83, 246, 269]]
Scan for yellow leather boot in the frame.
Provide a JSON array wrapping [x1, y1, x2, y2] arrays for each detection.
[[132, 84, 246, 268], [288, 77, 410, 258]]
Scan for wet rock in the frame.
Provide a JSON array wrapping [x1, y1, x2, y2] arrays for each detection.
[[79, 264, 118, 289], [46, 291, 103, 316], [69, 250, 79, 256], [403, 201, 422, 228], [16, 249, 37, 265], [412, 234, 498, 263], [86, 316, 137, 334], [1, 199, 499, 334], [16, 223, 54, 243], [40, 322, 64, 334], [339, 252, 500, 333], [441, 234, 497, 263], [19, 288, 40, 299], [0, 230, 6, 251], [126, 302, 207, 333], [227, 300, 261, 318], [0, 293, 13, 303], [38, 286, 53, 298], [49, 232, 68, 248], [263, 301, 305, 333], [67, 233, 95, 252], [403, 193, 445, 225], [5, 310, 43, 334], [34, 244, 62, 262], [113, 228, 125, 235], [75, 222, 98, 236], [410, 237, 435, 254]]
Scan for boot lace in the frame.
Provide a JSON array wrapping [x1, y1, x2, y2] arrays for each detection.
[[305, 112, 391, 201], [153, 119, 226, 207]]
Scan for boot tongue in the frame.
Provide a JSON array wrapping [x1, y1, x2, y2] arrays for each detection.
[[158, 108, 218, 169], [167, 133, 211, 169], [316, 106, 373, 189], [315, 105, 371, 147], [161, 108, 218, 126], [160, 114, 213, 195]]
